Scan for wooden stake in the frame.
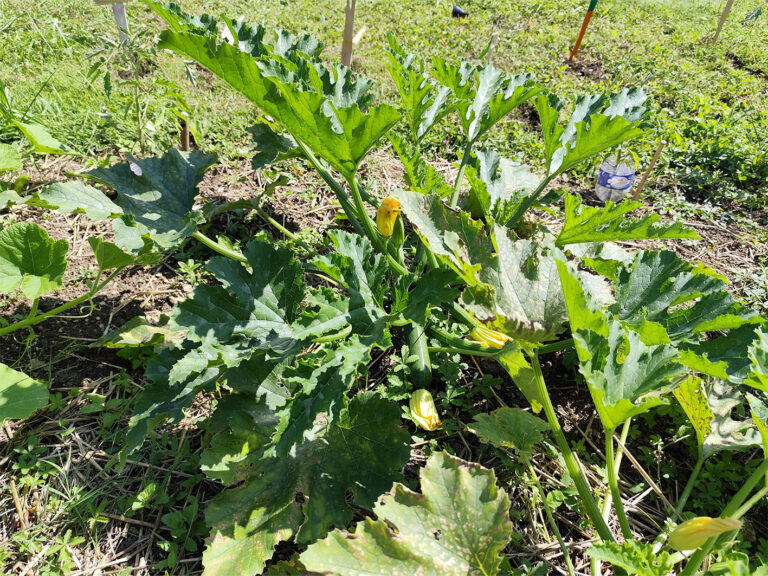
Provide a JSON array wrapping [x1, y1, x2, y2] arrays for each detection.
[[10, 479, 27, 530], [712, 0, 735, 44], [95, 0, 131, 41], [180, 118, 190, 151], [111, 3, 130, 42], [341, 0, 357, 67], [632, 140, 666, 201]]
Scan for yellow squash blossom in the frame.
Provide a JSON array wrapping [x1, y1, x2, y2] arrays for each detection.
[[669, 517, 742, 550], [376, 196, 401, 238], [469, 325, 513, 349], [410, 389, 441, 431]]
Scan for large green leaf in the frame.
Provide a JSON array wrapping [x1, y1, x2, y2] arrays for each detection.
[[534, 91, 646, 176], [273, 84, 402, 180], [610, 250, 762, 345], [84, 149, 216, 251], [0, 143, 21, 172], [125, 240, 305, 450], [269, 337, 371, 457], [0, 222, 68, 299], [559, 261, 683, 430], [679, 324, 763, 384], [202, 393, 411, 576], [154, 14, 400, 180], [385, 36, 452, 142], [308, 230, 391, 344], [463, 230, 611, 342], [555, 193, 699, 247], [33, 181, 122, 221], [392, 268, 461, 325], [460, 66, 540, 143], [468, 407, 549, 458], [301, 452, 512, 576], [11, 120, 72, 155], [0, 363, 48, 421], [394, 191, 489, 284]]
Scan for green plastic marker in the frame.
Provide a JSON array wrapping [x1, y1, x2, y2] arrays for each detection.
[[569, 0, 598, 61]]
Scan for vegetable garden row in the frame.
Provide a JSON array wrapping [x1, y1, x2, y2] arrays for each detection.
[[1, 2, 767, 575]]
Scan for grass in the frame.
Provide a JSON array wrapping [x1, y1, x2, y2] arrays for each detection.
[[1, 0, 768, 573]]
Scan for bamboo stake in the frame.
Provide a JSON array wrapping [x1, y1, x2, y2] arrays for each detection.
[[632, 140, 666, 201], [712, 0, 735, 44], [341, 0, 357, 67]]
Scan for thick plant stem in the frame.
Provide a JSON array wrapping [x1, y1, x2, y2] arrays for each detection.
[[605, 428, 632, 539], [724, 459, 768, 516], [449, 140, 474, 209], [538, 338, 574, 355], [294, 140, 366, 237], [529, 353, 614, 542], [676, 452, 705, 513], [192, 231, 247, 263], [0, 268, 123, 337], [426, 326, 502, 357], [525, 458, 576, 576], [601, 418, 632, 519], [26, 298, 40, 319], [733, 485, 768, 520], [253, 207, 312, 251]]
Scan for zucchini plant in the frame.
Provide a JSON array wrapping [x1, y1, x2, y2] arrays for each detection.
[[25, 2, 768, 574], [0, 221, 159, 422]]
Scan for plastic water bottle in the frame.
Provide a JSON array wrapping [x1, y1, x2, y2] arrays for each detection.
[[595, 156, 636, 202]]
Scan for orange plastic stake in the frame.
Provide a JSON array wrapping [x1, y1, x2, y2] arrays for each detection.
[[569, 0, 598, 61]]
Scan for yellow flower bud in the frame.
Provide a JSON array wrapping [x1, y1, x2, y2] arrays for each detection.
[[469, 325, 513, 349], [377, 196, 401, 238], [669, 517, 742, 550], [410, 389, 441, 431]]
